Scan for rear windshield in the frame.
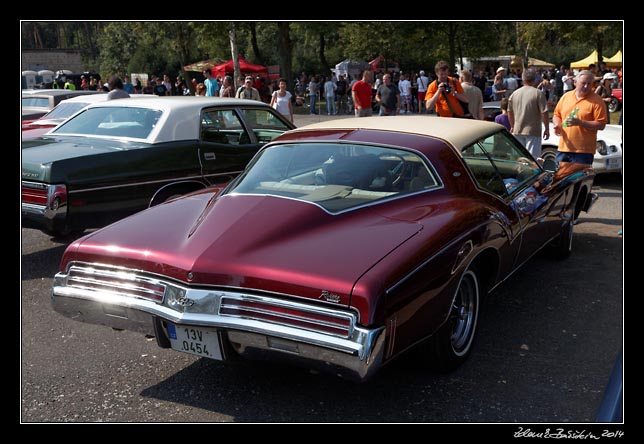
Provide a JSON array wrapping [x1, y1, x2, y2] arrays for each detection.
[[22, 97, 50, 108], [227, 143, 440, 213], [42, 102, 90, 120], [51, 106, 163, 139]]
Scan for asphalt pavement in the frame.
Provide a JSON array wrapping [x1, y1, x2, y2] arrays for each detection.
[[20, 172, 623, 424]]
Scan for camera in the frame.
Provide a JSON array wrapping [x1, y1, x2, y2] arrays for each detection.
[[440, 82, 451, 93]]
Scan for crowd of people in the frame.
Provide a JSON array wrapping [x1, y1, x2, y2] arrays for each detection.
[[80, 58, 621, 171]]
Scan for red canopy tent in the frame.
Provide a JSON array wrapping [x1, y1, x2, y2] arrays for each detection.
[[210, 56, 269, 79], [368, 55, 400, 73]]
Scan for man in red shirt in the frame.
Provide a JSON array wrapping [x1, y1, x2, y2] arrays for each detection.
[[352, 70, 373, 117]]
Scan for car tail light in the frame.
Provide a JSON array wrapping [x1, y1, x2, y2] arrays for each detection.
[[65, 265, 166, 303], [22, 186, 48, 205], [219, 296, 354, 337], [22, 182, 68, 210]]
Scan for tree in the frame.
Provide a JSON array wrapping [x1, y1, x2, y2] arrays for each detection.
[[277, 22, 294, 94]]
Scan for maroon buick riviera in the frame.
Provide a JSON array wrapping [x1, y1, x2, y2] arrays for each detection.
[[52, 116, 596, 381]]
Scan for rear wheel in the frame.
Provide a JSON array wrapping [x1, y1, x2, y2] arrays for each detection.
[[425, 266, 480, 372]]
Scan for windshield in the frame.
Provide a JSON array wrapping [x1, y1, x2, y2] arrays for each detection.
[[228, 143, 440, 213], [51, 106, 163, 139]]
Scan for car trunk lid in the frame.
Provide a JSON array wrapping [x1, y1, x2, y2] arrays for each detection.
[[68, 192, 421, 307]]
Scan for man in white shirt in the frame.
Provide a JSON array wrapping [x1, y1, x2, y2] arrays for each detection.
[[417, 70, 430, 113], [398, 73, 412, 114]]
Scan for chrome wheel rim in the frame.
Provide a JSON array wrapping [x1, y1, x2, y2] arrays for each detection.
[[450, 270, 479, 356]]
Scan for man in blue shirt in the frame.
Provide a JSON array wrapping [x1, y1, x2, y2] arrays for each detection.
[[203, 68, 220, 97]]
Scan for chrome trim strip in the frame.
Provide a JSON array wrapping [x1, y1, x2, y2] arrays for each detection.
[[225, 187, 441, 216], [65, 171, 242, 195], [21, 181, 48, 190], [21, 202, 47, 213]]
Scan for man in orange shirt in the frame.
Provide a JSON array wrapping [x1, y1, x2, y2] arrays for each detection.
[[424, 60, 469, 118], [553, 70, 608, 165]]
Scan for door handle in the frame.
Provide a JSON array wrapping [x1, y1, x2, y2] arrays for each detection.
[[204, 152, 216, 160]]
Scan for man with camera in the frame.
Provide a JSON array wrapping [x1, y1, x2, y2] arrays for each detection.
[[425, 60, 469, 118]]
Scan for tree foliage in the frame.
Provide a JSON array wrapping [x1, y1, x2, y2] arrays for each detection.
[[21, 21, 623, 82]]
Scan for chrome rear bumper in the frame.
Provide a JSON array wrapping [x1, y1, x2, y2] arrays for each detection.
[[52, 263, 385, 381]]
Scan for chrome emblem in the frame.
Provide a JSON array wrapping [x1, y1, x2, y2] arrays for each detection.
[[319, 290, 341, 303], [172, 297, 195, 307]]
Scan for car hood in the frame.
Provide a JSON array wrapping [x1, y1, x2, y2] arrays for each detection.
[[21, 136, 148, 182], [66, 191, 422, 307]]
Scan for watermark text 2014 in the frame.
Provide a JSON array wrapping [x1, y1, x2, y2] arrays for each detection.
[[514, 427, 624, 439]]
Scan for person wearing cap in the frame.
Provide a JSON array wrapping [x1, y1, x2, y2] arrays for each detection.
[[235, 76, 261, 101], [595, 72, 617, 116], [492, 67, 508, 101], [553, 70, 607, 166], [416, 70, 430, 113]]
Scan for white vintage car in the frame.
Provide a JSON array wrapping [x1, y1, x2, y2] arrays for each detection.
[[483, 101, 622, 174]]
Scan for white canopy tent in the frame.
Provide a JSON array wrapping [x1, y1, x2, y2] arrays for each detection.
[[332, 59, 370, 79]]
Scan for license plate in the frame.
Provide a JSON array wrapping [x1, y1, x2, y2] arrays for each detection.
[[606, 158, 622, 170], [166, 323, 223, 360]]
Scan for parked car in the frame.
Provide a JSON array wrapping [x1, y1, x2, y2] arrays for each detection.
[[22, 93, 158, 140], [52, 116, 597, 381], [21, 89, 103, 122], [595, 349, 623, 423], [483, 101, 622, 174], [22, 96, 295, 237], [608, 88, 622, 113]]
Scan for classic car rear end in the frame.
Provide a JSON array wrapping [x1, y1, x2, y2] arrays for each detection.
[[52, 116, 596, 381]]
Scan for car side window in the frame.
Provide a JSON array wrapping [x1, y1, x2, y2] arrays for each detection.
[[462, 131, 541, 197], [200, 109, 251, 145], [238, 108, 292, 143]]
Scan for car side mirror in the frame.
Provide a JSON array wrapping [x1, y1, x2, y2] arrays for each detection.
[[542, 158, 558, 173]]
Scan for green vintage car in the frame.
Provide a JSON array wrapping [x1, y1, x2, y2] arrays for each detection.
[[21, 96, 295, 237]]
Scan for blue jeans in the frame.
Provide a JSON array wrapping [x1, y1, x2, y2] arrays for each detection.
[[309, 93, 317, 114], [326, 95, 336, 114], [555, 151, 594, 165]]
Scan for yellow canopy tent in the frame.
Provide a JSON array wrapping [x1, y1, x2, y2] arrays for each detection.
[[570, 50, 601, 69], [604, 50, 622, 68]]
